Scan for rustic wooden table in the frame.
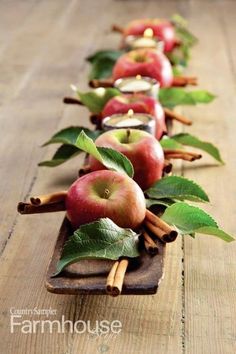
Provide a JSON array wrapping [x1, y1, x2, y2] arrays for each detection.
[[0, 0, 236, 353]]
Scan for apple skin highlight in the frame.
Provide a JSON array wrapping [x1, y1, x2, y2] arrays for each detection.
[[89, 129, 164, 190], [112, 49, 173, 88], [66, 170, 146, 230]]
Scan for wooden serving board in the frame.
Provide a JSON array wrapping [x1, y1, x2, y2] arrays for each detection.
[[46, 218, 166, 295], [46, 121, 171, 295]]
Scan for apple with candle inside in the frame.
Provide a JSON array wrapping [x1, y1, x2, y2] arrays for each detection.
[[89, 128, 165, 190], [102, 94, 166, 140], [112, 49, 173, 87], [124, 27, 162, 51], [66, 170, 146, 230], [123, 19, 177, 52]]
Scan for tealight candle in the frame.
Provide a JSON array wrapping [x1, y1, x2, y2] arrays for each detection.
[[124, 28, 164, 52], [114, 75, 160, 98], [102, 109, 156, 135]]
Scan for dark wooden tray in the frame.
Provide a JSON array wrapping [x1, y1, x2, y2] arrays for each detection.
[[46, 218, 166, 295]]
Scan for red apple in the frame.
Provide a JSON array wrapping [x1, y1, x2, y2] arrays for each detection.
[[66, 170, 146, 230], [89, 129, 164, 190], [124, 18, 177, 52], [112, 49, 173, 87], [102, 93, 166, 140]]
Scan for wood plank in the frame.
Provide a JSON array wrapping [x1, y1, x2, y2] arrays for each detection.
[[0, 0, 36, 52], [0, 0, 73, 105], [0, 0, 110, 252], [45, 218, 165, 295], [0, 1, 184, 353], [181, 2, 236, 353]]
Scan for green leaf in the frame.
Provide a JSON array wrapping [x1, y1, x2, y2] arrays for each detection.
[[160, 134, 223, 164], [39, 127, 101, 167], [186, 91, 216, 104], [195, 226, 235, 243], [172, 133, 224, 164], [160, 136, 183, 150], [172, 65, 184, 76], [39, 145, 81, 167], [146, 175, 209, 203], [54, 218, 140, 275], [162, 202, 217, 233], [146, 198, 175, 208], [172, 14, 198, 47], [89, 58, 116, 80], [77, 88, 120, 114], [86, 50, 123, 80], [42, 126, 101, 146], [87, 50, 123, 63], [159, 88, 216, 109], [76, 130, 134, 177], [176, 27, 197, 49], [161, 202, 234, 242], [167, 14, 198, 67], [159, 88, 187, 108], [167, 46, 189, 68], [171, 14, 188, 29]]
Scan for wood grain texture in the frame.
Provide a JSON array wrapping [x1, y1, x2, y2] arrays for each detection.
[[179, 2, 236, 353], [0, 0, 235, 353]]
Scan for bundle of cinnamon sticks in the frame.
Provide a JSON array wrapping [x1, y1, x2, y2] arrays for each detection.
[[17, 191, 67, 215], [105, 209, 178, 296], [106, 259, 129, 297], [144, 209, 178, 243]]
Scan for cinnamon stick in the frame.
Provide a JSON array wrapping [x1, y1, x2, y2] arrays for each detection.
[[164, 149, 201, 157], [106, 261, 119, 294], [111, 24, 125, 34], [63, 97, 83, 105], [143, 231, 159, 255], [106, 259, 128, 297], [30, 191, 67, 206], [17, 201, 66, 215], [164, 107, 192, 126], [163, 159, 173, 174], [90, 114, 100, 125], [146, 209, 172, 233], [174, 38, 182, 46], [89, 78, 114, 88], [145, 220, 166, 238], [145, 220, 178, 243], [165, 153, 201, 162], [164, 149, 202, 161], [145, 209, 178, 243], [111, 259, 129, 296], [78, 164, 91, 177], [172, 76, 198, 86]]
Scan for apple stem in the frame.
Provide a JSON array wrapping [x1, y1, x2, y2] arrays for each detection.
[[126, 129, 131, 143], [89, 78, 114, 88], [111, 24, 124, 34], [63, 97, 83, 105]]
